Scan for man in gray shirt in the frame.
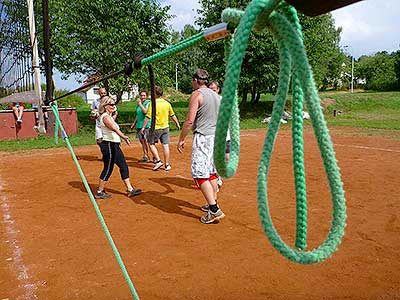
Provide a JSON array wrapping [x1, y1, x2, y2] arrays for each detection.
[[177, 69, 225, 224]]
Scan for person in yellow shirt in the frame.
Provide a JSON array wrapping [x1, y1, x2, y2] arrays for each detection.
[[141, 86, 180, 171]]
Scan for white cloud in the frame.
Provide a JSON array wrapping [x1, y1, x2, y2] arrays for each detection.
[[332, 0, 400, 57], [162, 0, 201, 31]]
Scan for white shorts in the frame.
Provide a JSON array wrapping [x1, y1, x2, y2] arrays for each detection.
[[191, 133, 216, 178]]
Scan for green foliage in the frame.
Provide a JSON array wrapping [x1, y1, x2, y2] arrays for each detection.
[[196, 0, 344, 104], [41, 0, 172, 97], [356, 51, 399, 91], [54, 90, 85, 108], [172, 25, 205, 94], [299, 13, 344, 90]]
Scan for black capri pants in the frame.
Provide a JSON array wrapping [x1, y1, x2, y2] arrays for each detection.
[[99, 141, 129, 181]]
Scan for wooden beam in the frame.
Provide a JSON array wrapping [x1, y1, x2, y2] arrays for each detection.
[[285, 0, 364, 16]]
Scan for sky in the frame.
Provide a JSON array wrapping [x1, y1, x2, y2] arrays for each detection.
[[54, 0, 400, 90]]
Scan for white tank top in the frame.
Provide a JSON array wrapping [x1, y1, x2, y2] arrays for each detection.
[[100, 113, 121, 143]]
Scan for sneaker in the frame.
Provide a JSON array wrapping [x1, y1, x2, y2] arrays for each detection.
[[95, 190, 111, 199], [200, 204, 209, 212], [128, 188, 142, 197], [138, 156, 150, 163], [153, 160, 163, 171], [165, 164, 171, 171], [200, 209, 225, 224]]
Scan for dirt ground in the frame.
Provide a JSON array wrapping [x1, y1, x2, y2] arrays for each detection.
[[1, 127, 399, 300]]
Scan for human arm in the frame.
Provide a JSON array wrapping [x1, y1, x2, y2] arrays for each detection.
[[177, 91, 201, 153], [137, 98, 149, 114], [103, 114, 131, 145], [171, 115, 180, 131], [140, 117, 150, 134], [131, 116, 137, 129]]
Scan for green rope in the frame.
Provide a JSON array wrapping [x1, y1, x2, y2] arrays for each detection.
[[283, 6, 307, 250], [50, 104, 140, 300], [53, 101, 60, 144], [216, 0, 346, 264], [141, 32, 205, 66]]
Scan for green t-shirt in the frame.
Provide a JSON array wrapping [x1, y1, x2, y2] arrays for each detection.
[[136, 99, 151, 128]]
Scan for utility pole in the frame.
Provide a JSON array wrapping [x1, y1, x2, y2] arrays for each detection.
[[175, 63, 178, 91], [27, 0, 46, 133], [351, 55, 354, 93]]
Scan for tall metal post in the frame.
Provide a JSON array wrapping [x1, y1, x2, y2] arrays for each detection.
[[351, 56, 354, 93], [175, 63, 178, 91], [27, 0, 46, 133]]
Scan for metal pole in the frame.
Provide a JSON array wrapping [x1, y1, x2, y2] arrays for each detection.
[[351, 56, 354, 93], [175, 63, 178, 91], [27, 0, 46, 134]]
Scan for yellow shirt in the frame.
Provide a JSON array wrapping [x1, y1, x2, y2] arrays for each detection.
[[145, 98, 175, 130]]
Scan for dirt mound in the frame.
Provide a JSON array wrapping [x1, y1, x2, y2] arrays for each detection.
[[320, 98, 336, 110]]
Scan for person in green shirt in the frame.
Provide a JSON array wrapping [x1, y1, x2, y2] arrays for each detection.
[[131, 90, 152, 162]]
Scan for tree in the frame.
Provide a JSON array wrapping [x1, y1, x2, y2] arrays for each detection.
[[48, 0, 172, 98], [299, 13, 344, 90], [196, 0, 344, 105], [170, 25, 205, 94], [394, 49, 400, 90], [197, 0, 279, 105], [356, 51, 398, 91]]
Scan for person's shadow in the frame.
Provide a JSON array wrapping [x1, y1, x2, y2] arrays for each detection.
[[68, 181, 126, 196], [76, 155, 102, 162], [149, 176, 197, 192], [68, 180, 200, 220], [131, 190, 200, 220]]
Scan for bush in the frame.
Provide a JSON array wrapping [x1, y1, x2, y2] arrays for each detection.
[[54, 90, 85, 107]]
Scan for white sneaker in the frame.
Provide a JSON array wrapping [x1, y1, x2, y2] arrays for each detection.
[[165, 164, 171, 171], [153, 160, 163, 171]]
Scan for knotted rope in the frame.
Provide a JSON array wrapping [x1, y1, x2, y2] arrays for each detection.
[[215, 0, 347, 264]]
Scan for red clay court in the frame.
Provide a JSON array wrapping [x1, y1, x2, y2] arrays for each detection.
[[1, 127, 399, 300]]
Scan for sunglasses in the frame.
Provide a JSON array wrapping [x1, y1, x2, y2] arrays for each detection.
[[107, 103, 116, 107]]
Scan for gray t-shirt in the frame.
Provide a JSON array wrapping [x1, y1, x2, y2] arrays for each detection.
[[193, 87, 221, 136]]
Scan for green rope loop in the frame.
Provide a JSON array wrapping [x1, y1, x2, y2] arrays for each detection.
[[50, 104, 141, 299], [216, 0, 346, 264]]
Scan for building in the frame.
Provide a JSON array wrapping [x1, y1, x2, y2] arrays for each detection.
[[80, 73, 138, 104]]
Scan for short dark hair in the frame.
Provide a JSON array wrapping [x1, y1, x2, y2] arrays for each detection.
[[192, 69, 209, 85], [139, 90, 148, 96], [208, 80, 220, 88], [155, 86, 163, 97]]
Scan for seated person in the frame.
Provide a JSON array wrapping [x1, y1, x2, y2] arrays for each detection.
[[11, 101, 25, 124]]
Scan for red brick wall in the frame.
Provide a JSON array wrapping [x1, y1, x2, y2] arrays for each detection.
[[0, 108, 78, 140]]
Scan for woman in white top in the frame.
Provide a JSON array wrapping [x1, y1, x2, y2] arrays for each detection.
[[95, 96, 142, 199]]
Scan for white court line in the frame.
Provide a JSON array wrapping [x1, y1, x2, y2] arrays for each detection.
[[334, 143, 400, 154], [0, 176, 39, 300]]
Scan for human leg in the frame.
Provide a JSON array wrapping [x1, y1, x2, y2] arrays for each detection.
[[162, 143, 170, 169], [159, 129, 171, 169], [96, 141, 115, 198], [17, 106, 24, 121], [137, 129, 149, 161], [191, 133, 224, 223], [114, 144, 142, 197]]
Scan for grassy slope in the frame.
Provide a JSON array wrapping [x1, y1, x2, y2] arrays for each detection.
[[0, 91, 399, 151]]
